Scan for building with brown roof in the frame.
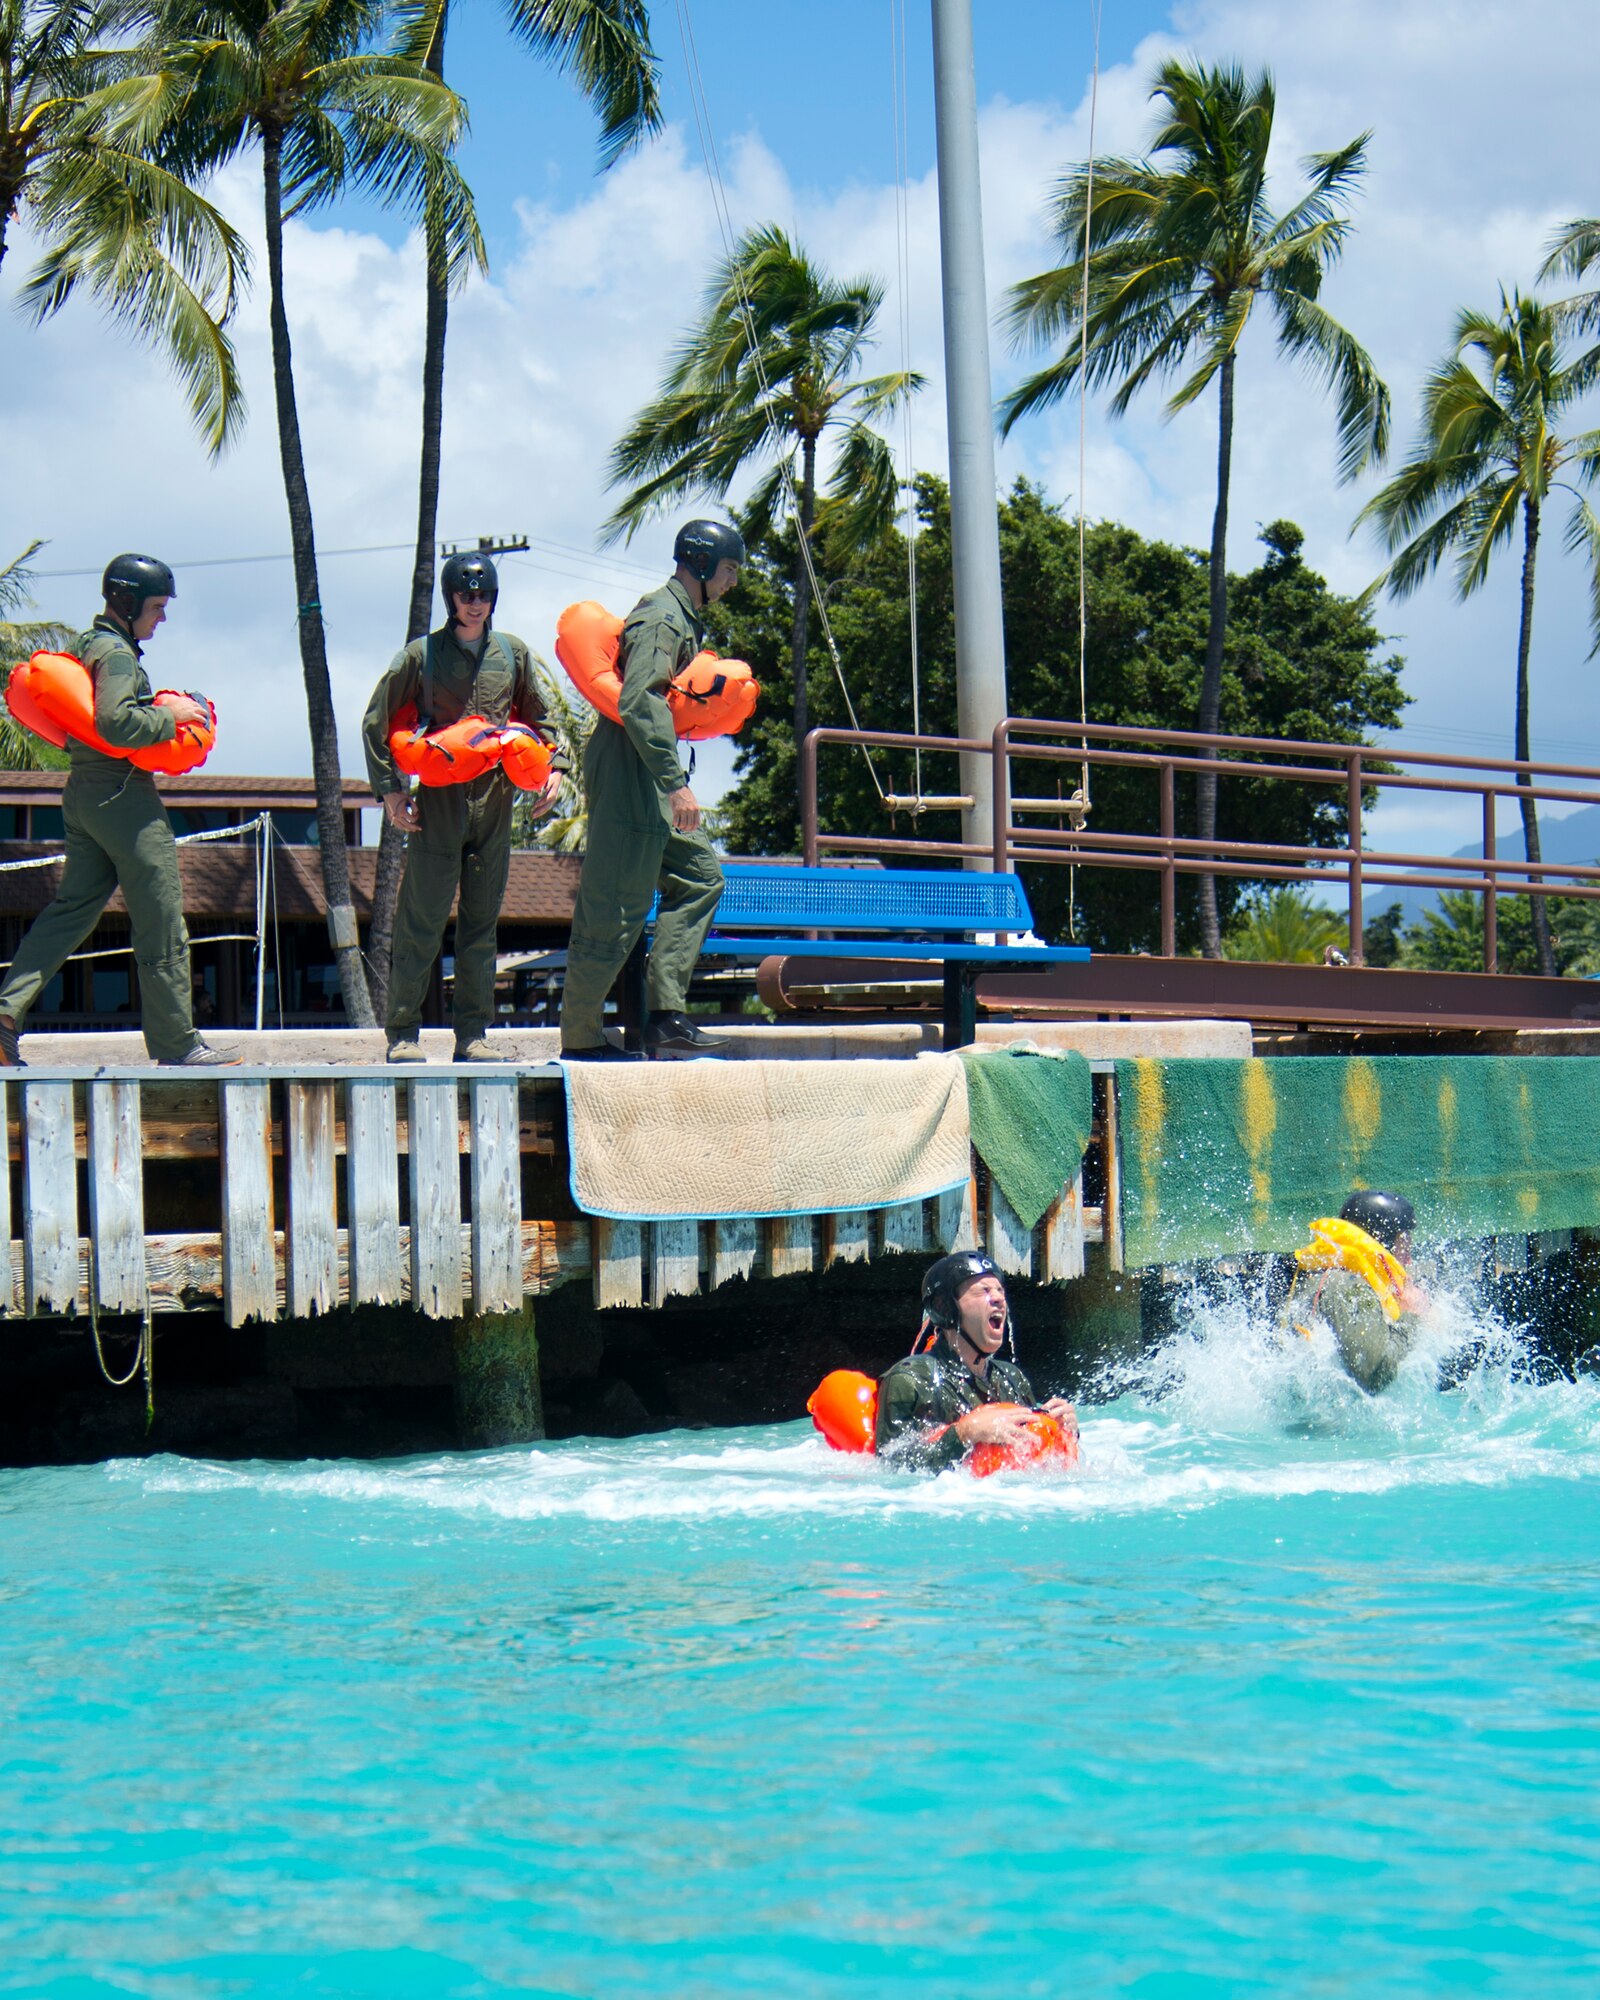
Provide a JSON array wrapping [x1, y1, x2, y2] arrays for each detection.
[[0, 774, 581, 1029]]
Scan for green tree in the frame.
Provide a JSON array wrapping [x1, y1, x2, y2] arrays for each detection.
[[603, 222, 921, 808], [364, 0, 660, 1020], [135, 0, 484, 1021], [1357, 291, 1600, 978], [510, 659, 592, 854], [0, 0, 247, 451], [713, 481, 1408, 952], [1001, 60, 1388, 958], [1223, 886, 1346, 963], [0, 544, 70, 770], [1362, 900, 1404, 968]]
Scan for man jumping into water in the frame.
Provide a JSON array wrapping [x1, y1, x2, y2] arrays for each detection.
[[875, 1252, 1078, 1472], [1290, 1190, 1431, 1393]]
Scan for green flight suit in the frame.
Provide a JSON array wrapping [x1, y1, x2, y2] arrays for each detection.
[[362, 622, 546, 1041], [559, 578, 724, 1050], [874, 1331, 1040, 1472], [0, 614, 200, 1061], [1298, 1267, 1420, 1393]]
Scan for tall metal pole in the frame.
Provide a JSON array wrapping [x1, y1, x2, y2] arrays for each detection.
[[931, 0, 1008, 862]]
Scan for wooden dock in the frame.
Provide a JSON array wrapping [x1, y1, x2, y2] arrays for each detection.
[[0, 1061, 1118, 1327]]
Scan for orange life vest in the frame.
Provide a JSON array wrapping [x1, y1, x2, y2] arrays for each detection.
[[555, 600, 758, 740], [497, 722, 560, 793], [6, 651, 217, 775], [806, 1368, 1079, 1476]]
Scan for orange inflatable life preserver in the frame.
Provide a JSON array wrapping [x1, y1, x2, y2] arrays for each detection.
[[497, 722, 560, 793], [6, 651, 217, 774], [807, 1368, 1079, 1477], [555, 601, 759, 741], [389, 705, 505, 787]]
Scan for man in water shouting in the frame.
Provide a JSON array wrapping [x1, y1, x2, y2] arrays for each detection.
[[875, 1252, 1078, 1472]]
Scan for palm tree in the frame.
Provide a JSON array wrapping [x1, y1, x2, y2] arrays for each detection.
[[128, 0, 485, 1023], [1541, 218, 1600, 340], [1222, 886, 1346, 964], [0, 0, 247, 452], [1001, 61, 1389, 957], [365, 0, 659, 1022], [0, 544, 71, 770], [1357, 292, 1600, 977], [510, 659, 591, 853], [603, 223, 921, 788]]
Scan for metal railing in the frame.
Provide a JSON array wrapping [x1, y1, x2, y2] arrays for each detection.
[[799, 720, 1600, 972]]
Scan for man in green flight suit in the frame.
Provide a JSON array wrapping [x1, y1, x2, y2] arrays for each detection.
[[363, 551, 561, 1063], [559, 519, 742, 1062], [1292, 1190, 1432, 1393], [875, 1252, 1079, 1472], [0, 554, 233, 1069]]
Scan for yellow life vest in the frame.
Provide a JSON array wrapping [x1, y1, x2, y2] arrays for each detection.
[[1293, 1216, 1408, 1326]]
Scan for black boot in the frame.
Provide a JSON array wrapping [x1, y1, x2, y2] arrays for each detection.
[[644, 1010, 726, 1059]]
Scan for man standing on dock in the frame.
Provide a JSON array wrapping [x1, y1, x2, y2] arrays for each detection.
[[559, 521, 741, 1062], [0, 555, 233, 1069], [363, 552, 561, 1063]]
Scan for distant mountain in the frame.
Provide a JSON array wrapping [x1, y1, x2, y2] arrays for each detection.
[[1363, 803, 1600, 927]]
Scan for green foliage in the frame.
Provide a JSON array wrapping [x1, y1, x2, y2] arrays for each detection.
[[1363, 901, 1405, 968], [512, 660, 593, 852], [1357, 291, 1600, 638], [602, 221, 920, 559], [711, 479, 1408, 952], [0, 544, 72, 770], [1223, 887, 1348, 964], [1001, 59, 1388, 477], [1400, 888, 1600, 978], [0, 0, 248, 452]]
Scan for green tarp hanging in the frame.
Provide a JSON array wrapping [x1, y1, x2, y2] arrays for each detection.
[[1114, 1055, 1600, 1267], [959, 1046, 1094, 1230]]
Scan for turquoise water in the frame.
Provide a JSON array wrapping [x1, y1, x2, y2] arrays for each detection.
[[3, 1297, 1599, 1997]]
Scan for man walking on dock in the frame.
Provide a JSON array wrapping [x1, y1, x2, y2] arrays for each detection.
[[559, 520, 741, 1062], [0, 555, 233, 1069], [363, 552, 560, 1063]]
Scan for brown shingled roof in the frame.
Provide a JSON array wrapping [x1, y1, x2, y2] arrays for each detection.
[[0, 772, 372, 808], [0, 843, 583, 924]]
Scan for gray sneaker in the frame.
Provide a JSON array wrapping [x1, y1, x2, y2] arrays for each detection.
[[386, 1033, 427, 1065], [159, 1042, 240, 1068]]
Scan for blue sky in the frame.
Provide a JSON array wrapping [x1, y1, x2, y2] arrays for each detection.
[[5, 0, 1600, 867]]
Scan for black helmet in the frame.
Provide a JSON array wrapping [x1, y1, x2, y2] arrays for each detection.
[[1339, 1190, 1415, 1250], [673, 519, 745, 582], [921, 1251, 1003, 1330], [441, 550, 499, 615], [102, 553, 176, 622]]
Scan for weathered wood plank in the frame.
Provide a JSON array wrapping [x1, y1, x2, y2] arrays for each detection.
[[87, 1079, 145, 1312], [346, 1081, 403, 1305], [592, 1218, 644, 1309], [409, 1080, 463, 1318], [825, 1211, 871, 1268], [24, 1081, 78, 1314], [221, 1081, 276, 1326], [986, 1181, 1033, 1277], [286, 1080, 338, 1317], [767, 1213, 815, 1279], [651, 1219, 700, 1302], [935, 1167, 981, 1253], [1101, 1073, 1125, 1273], [1040, 1173, 1087, 1283], [710, 1215, 761, 1289], [4, 1218, 593, 1320], [471, 1079, 522, 1315], [879, 1198, 929, 1258]]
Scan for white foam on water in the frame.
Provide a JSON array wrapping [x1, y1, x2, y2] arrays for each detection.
[[104, 1273, 1600, 1527]]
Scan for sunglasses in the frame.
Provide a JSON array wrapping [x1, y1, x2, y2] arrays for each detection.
[[454, 588, 493, 603]]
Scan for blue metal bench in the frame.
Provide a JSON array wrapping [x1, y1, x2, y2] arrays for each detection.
[[629, 863, 1090, 1048]]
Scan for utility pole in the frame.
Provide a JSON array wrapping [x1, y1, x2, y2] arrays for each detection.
[[931, 0, 1008, 865], [441, 534, 531, 562]]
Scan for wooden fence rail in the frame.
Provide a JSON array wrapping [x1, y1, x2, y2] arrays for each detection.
[[0, 1063, 1114, 1324]]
